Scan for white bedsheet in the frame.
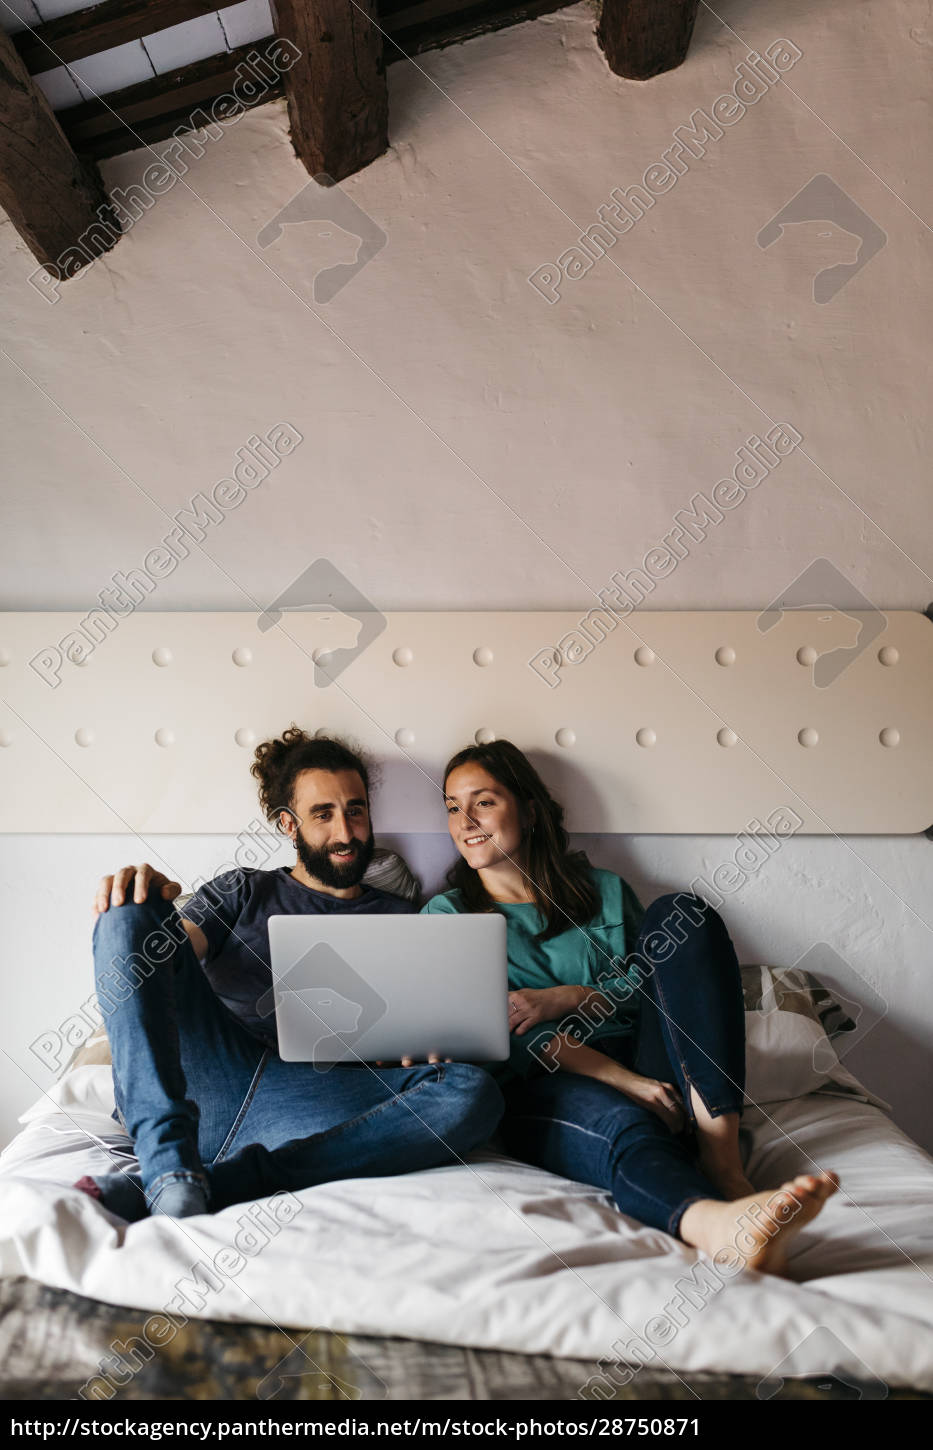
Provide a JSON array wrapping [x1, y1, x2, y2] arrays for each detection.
[[1, 1066, 932, 1393]]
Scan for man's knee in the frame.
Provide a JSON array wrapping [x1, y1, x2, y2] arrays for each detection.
[[98, 883, 186, 937], [93, 884, 174, 941], [92, 893, 186, 999], [440, 1063, 504, 1142]]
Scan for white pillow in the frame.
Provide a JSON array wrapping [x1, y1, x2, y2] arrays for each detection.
[[742, 964, 889, 1110], [18, 1064, 122, 1128]]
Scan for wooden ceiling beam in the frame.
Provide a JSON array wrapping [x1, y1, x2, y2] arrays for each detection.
[[59, 40, 276, 151], [46, 2, 580, 166], [13, 0, 223, 75], [380, 0, 575, 56], [0, 27, 117, 275], [14, 0, 582, 76], [597, 0, 700, 80], [270, 0, 388, 183]]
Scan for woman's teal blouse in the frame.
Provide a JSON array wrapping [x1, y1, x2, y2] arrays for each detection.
[[421, 867, 647, 1087]]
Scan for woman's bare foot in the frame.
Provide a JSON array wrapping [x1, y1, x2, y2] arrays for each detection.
[[679, 1171, 840, 1277]]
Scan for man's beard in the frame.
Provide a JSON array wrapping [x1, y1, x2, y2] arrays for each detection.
[[294, 826, 375, 889]]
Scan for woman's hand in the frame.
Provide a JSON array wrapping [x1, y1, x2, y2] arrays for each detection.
[[612, 1068, 686, 1134], [534, 1035, 687, 1136], [508, 985, 583, 1036]]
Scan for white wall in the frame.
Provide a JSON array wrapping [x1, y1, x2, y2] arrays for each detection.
[[2, 1, 932, 1148]]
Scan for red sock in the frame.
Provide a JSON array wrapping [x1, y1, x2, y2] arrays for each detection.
[[73, 1175, 103, 1201]]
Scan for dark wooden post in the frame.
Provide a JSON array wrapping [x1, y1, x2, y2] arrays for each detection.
[[0, 27, 117, 275], [597, 0, 701, 80], [271, 0, 388, 182]]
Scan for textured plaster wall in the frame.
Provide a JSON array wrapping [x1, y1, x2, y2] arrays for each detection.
[[0, 1, 931, 1149]]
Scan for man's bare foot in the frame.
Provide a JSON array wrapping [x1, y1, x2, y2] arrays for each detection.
[[679, 1171, 840, 1277]]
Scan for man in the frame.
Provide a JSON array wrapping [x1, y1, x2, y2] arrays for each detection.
[[77, 728, 503, 1221]]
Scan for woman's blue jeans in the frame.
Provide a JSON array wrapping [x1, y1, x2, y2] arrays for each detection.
[[499, 892, 747, 1239], [92, 887, 504, 1213]]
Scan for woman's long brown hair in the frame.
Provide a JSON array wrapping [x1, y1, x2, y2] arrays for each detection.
[[442, 739, 599, 941]]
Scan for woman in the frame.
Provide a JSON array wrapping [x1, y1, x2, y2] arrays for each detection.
[[422, 739, 839, 1277]]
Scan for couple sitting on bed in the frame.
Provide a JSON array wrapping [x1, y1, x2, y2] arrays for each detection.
[[80, 726, 838, 1277]]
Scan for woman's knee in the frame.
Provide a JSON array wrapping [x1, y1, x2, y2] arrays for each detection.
[[639, 891, 726, 957], [604, 1104, 687, 1165]]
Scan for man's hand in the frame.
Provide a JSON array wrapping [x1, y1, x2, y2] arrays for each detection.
[[94, 864, 182, 917], [509, 985, 583, 1036], [373, 1053, 453, 1068]]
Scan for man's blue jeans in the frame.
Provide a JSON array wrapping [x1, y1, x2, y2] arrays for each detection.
[[499, 892, 747, 1239], [93, 887, 504, 1213]]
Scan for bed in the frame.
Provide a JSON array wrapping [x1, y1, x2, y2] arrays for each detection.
[[2, 607, 933, 1399], [2, 956, 932, 1401]]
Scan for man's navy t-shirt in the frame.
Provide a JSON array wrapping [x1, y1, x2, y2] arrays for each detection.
[[183, 866, 416, 1050]]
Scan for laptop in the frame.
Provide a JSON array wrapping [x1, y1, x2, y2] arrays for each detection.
[[267, 914, 510, 1065]]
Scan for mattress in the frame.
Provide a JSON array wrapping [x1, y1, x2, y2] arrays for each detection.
[[1, 1063, 932, 1394]]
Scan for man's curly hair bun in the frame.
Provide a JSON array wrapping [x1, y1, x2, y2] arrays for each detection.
[[250, 725, 370, 824]]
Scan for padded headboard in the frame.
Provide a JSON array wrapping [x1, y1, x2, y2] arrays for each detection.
[[0, 609, 930, 835]]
